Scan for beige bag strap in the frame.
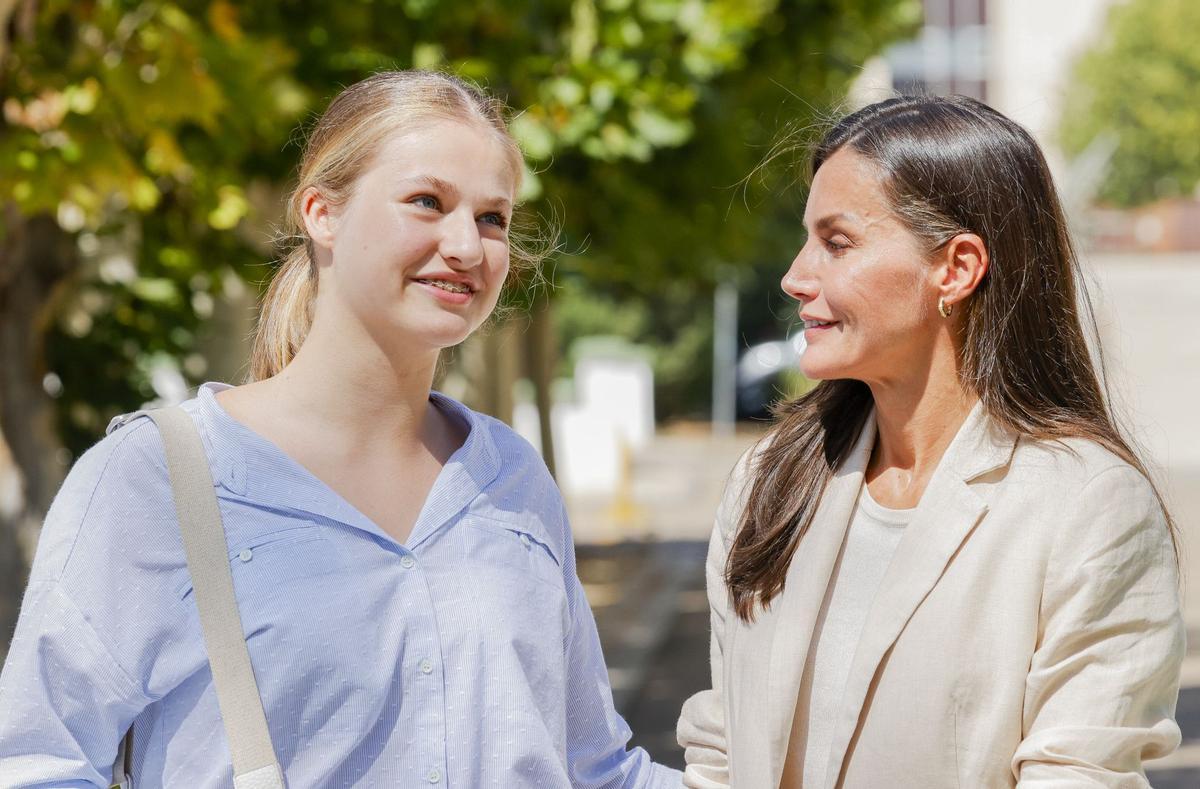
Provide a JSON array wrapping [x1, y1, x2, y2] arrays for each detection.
[[112, 407, 284, 788], [111, 730, 132, 788]]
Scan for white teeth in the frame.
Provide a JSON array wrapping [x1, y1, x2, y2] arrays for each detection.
[[804, 319, 834, 329], [420, 279, 471, 294]]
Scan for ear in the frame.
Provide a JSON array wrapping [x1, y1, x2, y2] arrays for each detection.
[[299, 186, 337, 252], [935, 232, 989, 311]]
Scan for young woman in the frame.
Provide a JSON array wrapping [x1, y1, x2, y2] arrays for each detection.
[[677, 95, 1185, 788], [0, 70, 680, 788]]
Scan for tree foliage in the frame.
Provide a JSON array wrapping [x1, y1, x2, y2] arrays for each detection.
[[2, 0, 919, 449], [0, 0, 919, 651], [1060, 0, 1200, 207], [2, 0, 306, 454]]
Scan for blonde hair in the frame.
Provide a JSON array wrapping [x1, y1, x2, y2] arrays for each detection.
[[250, 70, 529, 380]]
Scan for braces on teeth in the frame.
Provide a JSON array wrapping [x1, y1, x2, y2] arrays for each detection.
[[421, 279, 471, 294]]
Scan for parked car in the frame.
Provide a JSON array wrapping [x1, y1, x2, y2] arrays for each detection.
[[735, 334, 811, 420]]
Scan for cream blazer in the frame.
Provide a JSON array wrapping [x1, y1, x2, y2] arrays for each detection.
[[676, 405, 1185, 788]]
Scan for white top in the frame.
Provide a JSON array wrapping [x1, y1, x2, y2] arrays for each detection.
[[785, 483, 913, 787]]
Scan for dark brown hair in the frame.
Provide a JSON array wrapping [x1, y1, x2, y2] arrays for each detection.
[[726, 94, 1177, 622]]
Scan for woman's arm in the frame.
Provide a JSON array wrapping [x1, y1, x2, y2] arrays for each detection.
[[1013, 464, 1186, 786], [0, 423, 165, 785], [0, 581, 148, 786]]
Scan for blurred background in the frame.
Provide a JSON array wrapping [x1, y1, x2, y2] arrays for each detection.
[[2, 0, 1198, 784]]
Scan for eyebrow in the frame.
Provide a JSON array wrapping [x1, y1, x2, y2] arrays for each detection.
[[404, 174, 513, 211], [809, 212, 857, 231]]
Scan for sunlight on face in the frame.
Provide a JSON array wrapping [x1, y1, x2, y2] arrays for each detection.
[[781, 148, 940, 385], [319, 120, 518, 352]]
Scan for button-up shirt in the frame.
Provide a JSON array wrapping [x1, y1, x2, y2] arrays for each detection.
[[0, 383, 680, 788]]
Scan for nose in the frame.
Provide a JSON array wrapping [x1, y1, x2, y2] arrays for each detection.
[[781, 242, 818, 304], [439, 208, 485, 269]]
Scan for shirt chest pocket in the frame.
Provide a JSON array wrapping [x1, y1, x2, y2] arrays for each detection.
[[175, 525, 346, 609], [460, 516, 564, 589], [458, 518, 570, 650]]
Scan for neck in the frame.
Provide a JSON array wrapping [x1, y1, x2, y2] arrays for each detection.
[[866, 354, 977, 479], [259, 310, 442, 452]]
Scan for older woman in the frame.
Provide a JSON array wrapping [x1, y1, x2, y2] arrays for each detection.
[[677, 95, 1185, 788]]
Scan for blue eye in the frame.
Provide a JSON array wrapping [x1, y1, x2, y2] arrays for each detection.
[[480, 212, 508, 229], [412, 195, 439, 210]]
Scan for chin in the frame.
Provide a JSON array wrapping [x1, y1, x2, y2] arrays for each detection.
[[799, 346, 868, 382], [801, 364, 866, 383], [391, 308, 480, 348], [799, 357, 838, 381], [427, 321, 482, 350], [419, 329, 474, 351]]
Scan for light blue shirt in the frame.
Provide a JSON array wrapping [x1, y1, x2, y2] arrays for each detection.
[[0, 383, 680, 788]]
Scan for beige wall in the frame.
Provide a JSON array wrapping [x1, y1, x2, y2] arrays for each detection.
[[987, 0, 1123, 173]]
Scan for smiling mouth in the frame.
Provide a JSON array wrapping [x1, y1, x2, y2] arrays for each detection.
[[415, 278, 473, 295], [803, 319, 837, 329]]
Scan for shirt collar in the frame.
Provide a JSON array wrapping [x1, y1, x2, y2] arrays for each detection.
[[192, 381, 501, 550]]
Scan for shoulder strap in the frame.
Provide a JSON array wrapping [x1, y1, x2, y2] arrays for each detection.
[[143, 406, 285, 788], [111, 729, 132, 788]]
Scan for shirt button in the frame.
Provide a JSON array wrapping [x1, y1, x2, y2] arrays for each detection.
[[400, 555, 416, 569], [426, 768, 441, 783], [238, 548, 253, 563], [519, 533, 532, 549], [419, 659, 434, 675]]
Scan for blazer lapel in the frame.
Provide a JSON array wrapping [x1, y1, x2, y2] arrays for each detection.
[[823, 403, 1017, 787], [763, 412, 877, 787]]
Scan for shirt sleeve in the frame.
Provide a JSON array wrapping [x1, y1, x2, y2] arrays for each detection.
[[1013, 464, 1185, 786], [0, 418, 189, 786], [557, 504, 683, 789], [0, 581, 148, 786]]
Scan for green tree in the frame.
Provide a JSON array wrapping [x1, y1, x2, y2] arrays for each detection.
[[541, 0, 920, 417], [1, 0, 304, 649], [1, 0, 918, 650], [1060, 0, 1200, 207]]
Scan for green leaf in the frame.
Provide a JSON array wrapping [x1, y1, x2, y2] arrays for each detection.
[[130, 278, 180, 304], [630, 107, 692, 147]]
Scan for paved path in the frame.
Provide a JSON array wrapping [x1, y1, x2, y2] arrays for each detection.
[[568, 424, 754, 768], [577, 539, 709, 767], [565, 423, 761, 545]]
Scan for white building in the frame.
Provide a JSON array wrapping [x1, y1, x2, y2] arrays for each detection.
[[853, 0, 1123, 174]]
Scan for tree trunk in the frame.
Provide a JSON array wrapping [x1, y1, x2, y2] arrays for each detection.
[[459, 317, 520, 425], [525, 296, 557, 479], [0, 208, 78, 652]]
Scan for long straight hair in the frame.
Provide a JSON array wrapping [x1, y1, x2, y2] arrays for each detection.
[[726, 94, 1177, 622]]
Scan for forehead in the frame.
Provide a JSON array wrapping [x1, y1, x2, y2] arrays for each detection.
[[805, 147, 892, 225], [366, 120, 519, 199]]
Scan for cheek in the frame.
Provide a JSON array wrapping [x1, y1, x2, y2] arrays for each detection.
[[485, 242, 511, 284], [337, 209, 409, 265], [840, 253, 929, 325]]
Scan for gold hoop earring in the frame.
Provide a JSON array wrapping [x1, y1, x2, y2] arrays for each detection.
[[938, 297, 953, 318]]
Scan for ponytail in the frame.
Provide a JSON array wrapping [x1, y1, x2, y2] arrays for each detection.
[[249, 245, 316, 380]]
